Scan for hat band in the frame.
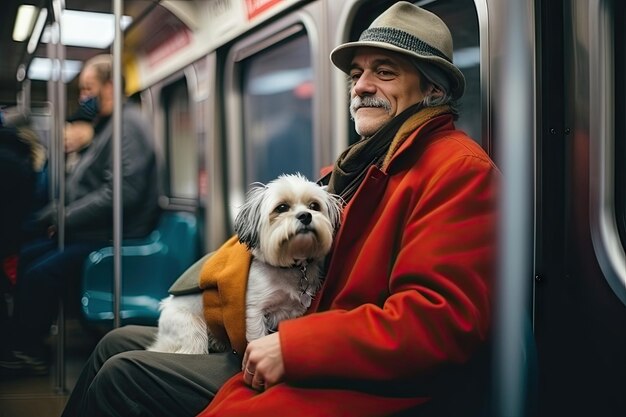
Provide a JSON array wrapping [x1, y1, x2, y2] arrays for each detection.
[[359, 27, 451, 63]]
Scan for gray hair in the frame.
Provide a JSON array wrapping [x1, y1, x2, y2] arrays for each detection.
[[84, 54, 113, 83], [84, 54, 126, 92], [413, 60, 460, 118]]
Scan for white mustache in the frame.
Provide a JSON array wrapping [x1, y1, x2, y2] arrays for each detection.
[[350, 96, 392, 118]]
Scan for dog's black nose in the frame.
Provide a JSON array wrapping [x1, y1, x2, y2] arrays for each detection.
[[296, 211, 312, 225]]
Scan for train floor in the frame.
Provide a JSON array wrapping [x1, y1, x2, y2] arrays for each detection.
[[0, 318, 100, 417]]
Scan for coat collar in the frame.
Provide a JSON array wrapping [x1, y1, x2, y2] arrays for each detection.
[[381, 105, 453, 171]]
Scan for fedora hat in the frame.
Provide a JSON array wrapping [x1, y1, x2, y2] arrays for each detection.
[[330, 1, 465, 99]]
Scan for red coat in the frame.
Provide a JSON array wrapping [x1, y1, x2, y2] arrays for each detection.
[[200, 113, 499, 417]]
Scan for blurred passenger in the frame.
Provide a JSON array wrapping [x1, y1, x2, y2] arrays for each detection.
[[21, 100, 98, 238], [0, 54, 159, 376], [64, 104, 96, 173], [0, 126, 46, 266], [62, 3, 499, 416], [0, 126, 45, 352]]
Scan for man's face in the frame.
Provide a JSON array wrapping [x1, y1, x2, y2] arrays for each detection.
[[78, 66, 112, 116], [349, 47, 426, 137], [78, 67, 101, 102]]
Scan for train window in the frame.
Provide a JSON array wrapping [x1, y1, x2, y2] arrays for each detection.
[[161, 79, 197, 201], [240, 33, 314, 184], [347, 0, 482, 146]]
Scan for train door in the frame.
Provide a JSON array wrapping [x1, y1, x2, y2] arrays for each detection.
[[535, 0, 626, 415]]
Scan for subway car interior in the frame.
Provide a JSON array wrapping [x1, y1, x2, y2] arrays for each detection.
[[0, 0, 625, 416]]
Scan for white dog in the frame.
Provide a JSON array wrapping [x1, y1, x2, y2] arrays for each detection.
[[147, 173, 342, 354]]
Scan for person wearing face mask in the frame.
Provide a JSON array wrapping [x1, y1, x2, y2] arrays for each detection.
[[63, 95, 98, 173], [0, 54, 159, 376]]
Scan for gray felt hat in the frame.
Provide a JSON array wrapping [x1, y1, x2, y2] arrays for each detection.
[[330, 1, 465, 99]]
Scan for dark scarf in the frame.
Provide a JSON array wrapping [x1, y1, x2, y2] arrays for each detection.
[[324, 102, 424, 203]]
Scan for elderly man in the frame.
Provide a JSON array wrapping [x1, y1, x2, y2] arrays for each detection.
[[62, 3, 499, 417], [0, 54, 159, 376]]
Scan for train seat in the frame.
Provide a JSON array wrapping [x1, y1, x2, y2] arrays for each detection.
[[80, 210, 200, 326]]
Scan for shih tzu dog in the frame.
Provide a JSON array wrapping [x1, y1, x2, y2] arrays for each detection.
[[147, 173, 342, 354]]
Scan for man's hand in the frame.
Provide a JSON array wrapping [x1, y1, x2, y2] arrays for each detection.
[[65, 121, 94, 153], [241, 332, 285, 391]]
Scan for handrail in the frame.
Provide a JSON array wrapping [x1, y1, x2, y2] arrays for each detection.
[[493, 0, 535, 416], [112, 0, 124, 328], [50, 0, 68, 395]]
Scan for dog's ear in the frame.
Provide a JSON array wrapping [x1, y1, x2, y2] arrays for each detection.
[[325, 192, 344, 232], [234, 184, 266, 250]]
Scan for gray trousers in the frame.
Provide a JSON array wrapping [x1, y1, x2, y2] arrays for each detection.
[[61, 325, 241, 417]]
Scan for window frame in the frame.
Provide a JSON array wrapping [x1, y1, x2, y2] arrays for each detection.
[[159, 73, 199, 208], [589, 0, 626, 305], [223, 11, 322, 226]]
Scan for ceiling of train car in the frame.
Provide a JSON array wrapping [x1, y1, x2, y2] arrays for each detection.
[[0, 0, 159, 105]]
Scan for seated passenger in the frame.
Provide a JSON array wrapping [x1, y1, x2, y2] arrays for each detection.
[[64, 103, 97, 173], [61, 3, 499, 416], [0, 54, 159, 376]]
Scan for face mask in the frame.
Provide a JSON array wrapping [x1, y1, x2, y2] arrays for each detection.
[[79, 95, 100, 119]]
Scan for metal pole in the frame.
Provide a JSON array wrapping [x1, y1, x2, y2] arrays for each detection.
[[19, 79, 31, 116], [494, 0, 534, 416], [51, 0, 67, 394], [112, 0, 124, 328]]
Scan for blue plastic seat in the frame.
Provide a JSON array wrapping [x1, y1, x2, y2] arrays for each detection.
[[81, 211, 200, 325]]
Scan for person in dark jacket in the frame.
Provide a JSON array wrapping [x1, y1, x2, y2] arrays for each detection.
[[0, 54, 159, 375], [0, 126, 45, 269], [0, 126, 46, 358]]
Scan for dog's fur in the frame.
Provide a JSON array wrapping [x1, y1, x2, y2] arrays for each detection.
[[147, 173, 342, 354]]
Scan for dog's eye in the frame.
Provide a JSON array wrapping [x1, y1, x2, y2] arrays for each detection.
[[274, 203, 289, 213], [308, 201, 321, 211]]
